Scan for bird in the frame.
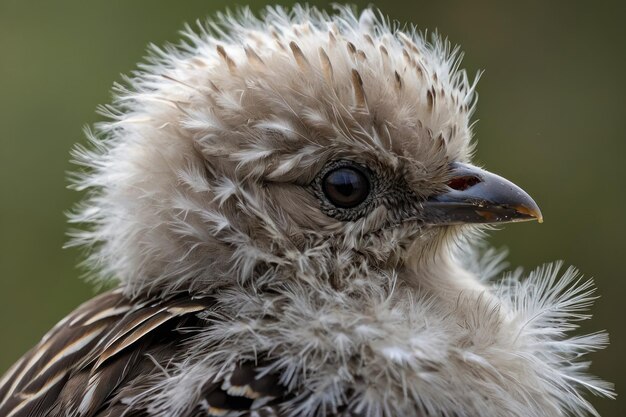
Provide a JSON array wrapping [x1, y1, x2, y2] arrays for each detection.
[[0, 5, 614, 417]]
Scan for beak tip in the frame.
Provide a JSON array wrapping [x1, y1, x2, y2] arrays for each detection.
[[512, 203, 543, 224]]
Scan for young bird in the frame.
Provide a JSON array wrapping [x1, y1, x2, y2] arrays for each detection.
[[0, 5, 613, 417]]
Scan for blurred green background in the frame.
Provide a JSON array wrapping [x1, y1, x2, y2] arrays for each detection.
[[0, 0, 623, 414]]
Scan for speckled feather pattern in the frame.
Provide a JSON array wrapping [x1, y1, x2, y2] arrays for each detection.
[[0, 5, 613, 417]]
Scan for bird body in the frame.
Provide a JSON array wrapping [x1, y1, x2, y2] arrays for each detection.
[[0, 5, 612, 417]]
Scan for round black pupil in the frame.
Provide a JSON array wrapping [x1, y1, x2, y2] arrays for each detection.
[[323, 168, 369, 208]]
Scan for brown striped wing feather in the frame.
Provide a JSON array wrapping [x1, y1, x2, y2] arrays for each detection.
[[0, 290, 290, 417]]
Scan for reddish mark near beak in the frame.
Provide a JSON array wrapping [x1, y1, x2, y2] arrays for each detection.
[[447, 176, 481, 191]]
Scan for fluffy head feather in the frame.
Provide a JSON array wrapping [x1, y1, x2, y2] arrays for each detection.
[[69, 5, 477, 297], [64, 5, 612, 417]]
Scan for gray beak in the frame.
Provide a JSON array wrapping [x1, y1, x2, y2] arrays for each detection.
[[422, 163, 543, 225]]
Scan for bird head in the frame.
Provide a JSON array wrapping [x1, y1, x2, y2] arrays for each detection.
[[70, 6, 541, 297]]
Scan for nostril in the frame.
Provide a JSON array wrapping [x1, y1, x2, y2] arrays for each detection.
[[447, 175, 481, 191]]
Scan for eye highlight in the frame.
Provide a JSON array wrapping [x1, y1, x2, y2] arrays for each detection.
[[322, 166, 370, 208]]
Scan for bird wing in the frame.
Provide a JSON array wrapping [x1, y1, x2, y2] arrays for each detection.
[[0, 290, 293, 417]]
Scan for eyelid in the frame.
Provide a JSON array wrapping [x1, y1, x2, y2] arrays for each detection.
[[315, 159, 372, 182]]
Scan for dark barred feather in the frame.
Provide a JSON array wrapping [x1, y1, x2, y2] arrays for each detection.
[[0, 290, 289, 417]]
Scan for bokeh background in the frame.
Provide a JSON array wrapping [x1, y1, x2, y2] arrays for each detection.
[[1, 0, 624, 414]]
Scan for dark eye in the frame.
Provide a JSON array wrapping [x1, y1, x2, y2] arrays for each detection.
[[322, 167, 370, 208]]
